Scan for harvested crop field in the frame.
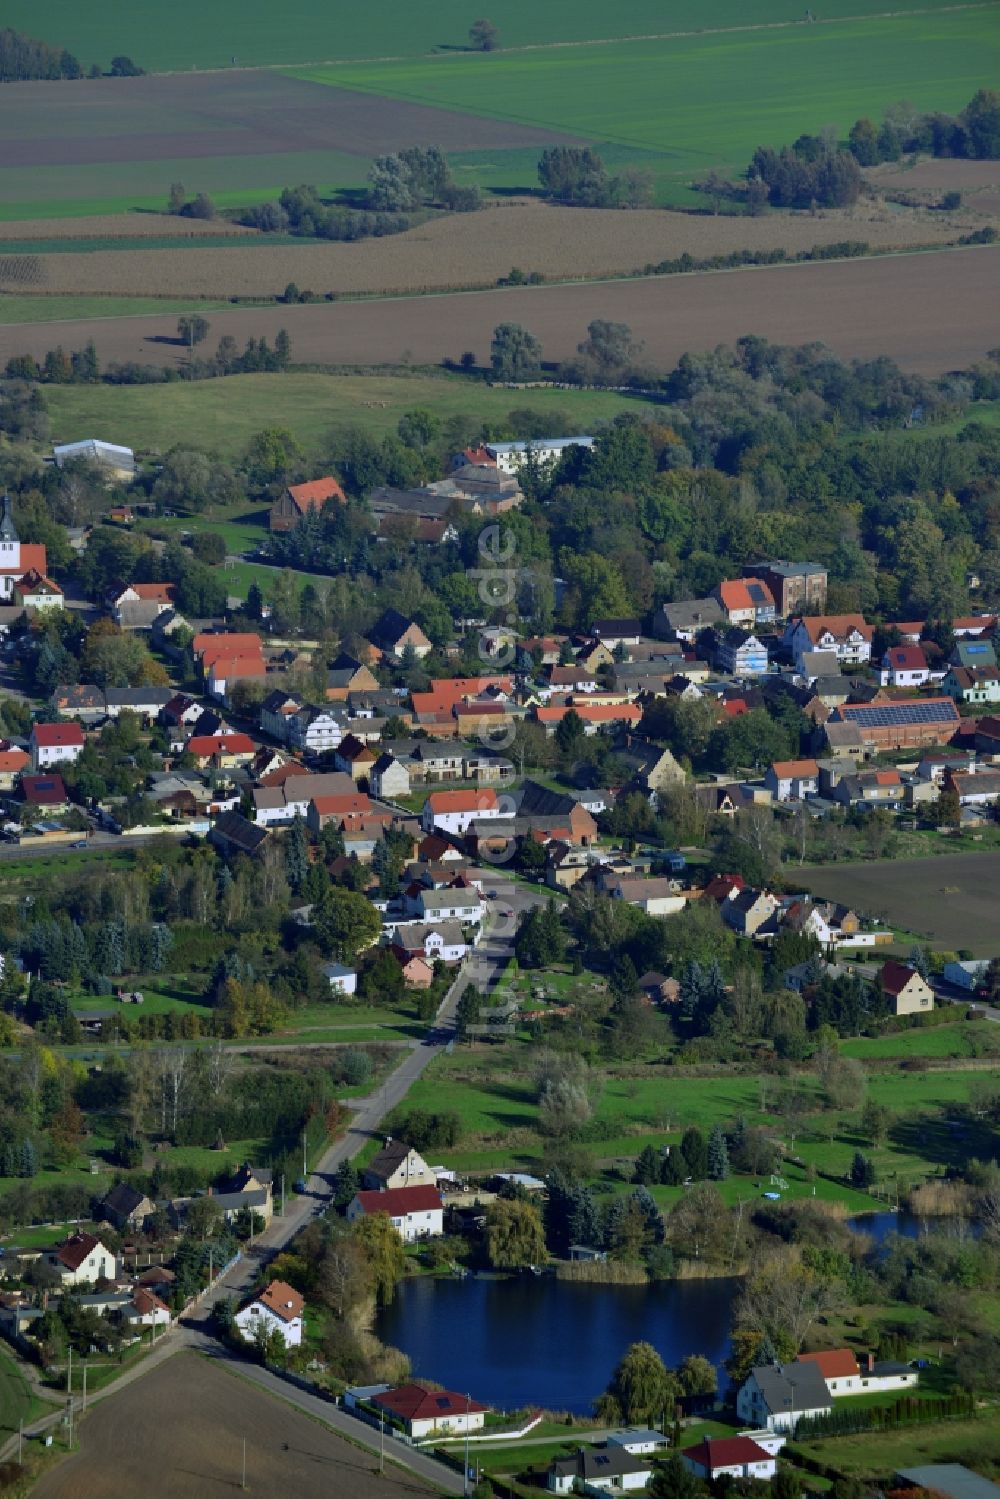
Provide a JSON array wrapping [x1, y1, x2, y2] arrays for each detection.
[[3, 201, 986, 299], [0, 71, 577, 171], [796, 851, 1000, 955], [1, 244, 996, 375], [32, 1352, 435, 1499], [870, 159, 1000, 196]]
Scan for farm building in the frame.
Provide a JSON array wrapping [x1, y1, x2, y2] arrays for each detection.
[[53, 439, 135, 480]]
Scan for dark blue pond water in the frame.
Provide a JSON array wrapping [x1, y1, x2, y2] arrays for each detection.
[[848, 1211, 981, 1244], [376, 1274, 737, 1415]]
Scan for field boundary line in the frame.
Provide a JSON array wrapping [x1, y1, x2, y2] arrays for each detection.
[[149, 1, 1000, 75], [0, 240, 995, 330]]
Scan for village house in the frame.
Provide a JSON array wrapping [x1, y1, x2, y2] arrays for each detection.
[[712, 628, 770, 677], [347, 1185, 443, 1241], [0, 497, 47, 604], [405, 886, 484, 925], [321, 961, 357, 996], [362, 1140, 437, 1192], [763, 758, 820, 802], [105, 687, 174, 722], [753, 560, 828, 618], [548, 1448, 654, 1494], [235, 1280, 304, 1348], [127, 1288, 171, 1330], [880, 645, 930, 688], [606, 876, 686, 917], [269, 476, 345, 532], [373, 1383, 487, 1438], [942, 664, 1000, 706], [0, 747, 28, 792], [208, 1163, 274, 1225], [736, 1360, 832, 1431], [681, 1436, 779, 1483], [98, 1182, 156, 1232], [945, 767, 1000, 806], [486, 436, 593, 473], [723, 889, 780, 938], [830, 768, 904, 810], [368, 609, 432, 661], [19, 773, 70, 816], [185, 732, 257, 771], [796, 1349, 918, 1396], [209, 810, 271, 859], [29, 720, 84, 771], [15, 570, 64, 612], [714, 578, 776, 627], [587, 617, 644, 651], [370, 753, 411, 800], [388, 921, 469, 965], [45, 1233, 117, 1287], [326, 654, 381, 701], [880, 961, 934, 1017], [785, 615, 874, 671], [421, 787, 505, 836]]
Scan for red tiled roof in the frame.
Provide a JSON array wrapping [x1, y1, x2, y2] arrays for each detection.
[[800, 614, 874, 644], [32, 722, 84, 747], [288, 477, 345, 512], [129, 582, 176, 603], [21, 773, 67, 805], [187, 733, 256, 757], [0, 749, 29, 772], [797, 1349, 861, 1379], [208, 653, 268, 681], [885, 646, 927, 670], [0, 542, 45, 578], [353, 1186, 442, 1216], [131, 1287, 169, 1316], [257, 1279, 304, 1323], [426, 789, 498, 814], [683, 1437, 772, 1472], [194, 632, 263, 666], [374, 1384, 487, 1421], [873, 770, 902, 787], [258, 762, 312, 786], [311, 794, 373, 816], [770, 759, 819, 779]]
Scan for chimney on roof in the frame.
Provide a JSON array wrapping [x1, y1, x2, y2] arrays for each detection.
[[864, 1351, 874, 1373]]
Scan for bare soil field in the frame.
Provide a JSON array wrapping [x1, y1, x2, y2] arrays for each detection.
[[869, 159, 1000, 195], [796, 850, 1000, 955], [0, 244, 996, 375], [4, 200, 985, 299], [32, 1353, 435, 1499], [0, 71, 576, 171]]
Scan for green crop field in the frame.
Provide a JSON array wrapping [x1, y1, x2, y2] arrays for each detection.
[[294, 10, 998, 190], [0, 295, 233, 326], [43, 371, 655, 458], [791, 1415, 1000, 1477], [6, 0, 978, 74]]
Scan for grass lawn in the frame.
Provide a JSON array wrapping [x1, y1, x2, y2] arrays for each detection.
[[292, 8, 996, 192], [70, 981, 212, 1019], [840, 1022, 1000, 1061], [0, 1344, 51, 1442], [4, 0, 965, 72], [0, 295, 234, 325], [790, 1413, 1000, 1478], [43, 372, 657, 460], [397, 1048, 989, 1195], [134, 505, 271, 555]]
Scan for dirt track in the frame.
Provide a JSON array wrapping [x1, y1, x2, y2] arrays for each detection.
[[1, 245, 997, 375], [7, 201, 982, 299], [0, 70, 576, 168], [31, 1353, 434, 1499]]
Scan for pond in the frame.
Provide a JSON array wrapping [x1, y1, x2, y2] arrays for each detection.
[[848, 1211, 982, 1244], [376, 1273, 738, 1415]]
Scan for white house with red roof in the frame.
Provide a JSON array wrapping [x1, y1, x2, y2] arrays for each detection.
[[880, 645, 930, 688], [785, 614, 873, 671], [714, 578, 776, 627], [880, 961, 934, 1017], [15, 570, 63, 612], [126, 1287, 172, 1328], [371, 1383, 487, 1438], [421, 787, 504, 836], [0, 495, 48, 603], [763, 758, 819, 802], [235, 1279, 304, 1349], [30, 720, 84, 771], [346, 1185, 443, 1241], [681, 1435, 779, 1482], [45, 1233, 116, 1286]]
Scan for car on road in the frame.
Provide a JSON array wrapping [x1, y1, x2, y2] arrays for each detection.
[[293, 1178, 308, 1193], [485, 890, 498, 900]]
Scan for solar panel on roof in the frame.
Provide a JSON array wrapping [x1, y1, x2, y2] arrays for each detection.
[[840, 701, 955, 726]]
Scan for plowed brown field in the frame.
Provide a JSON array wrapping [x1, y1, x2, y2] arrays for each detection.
[[4, 201, 983, 299], [32, 1353, 435, 1499], [0, 215, 259, 240], [0, 71, 577, 169], [1, 245, 996, 375]]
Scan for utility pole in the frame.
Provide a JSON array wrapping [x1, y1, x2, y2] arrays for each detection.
[[18, 1418, 22, 1465], [82, 1362, 87, 1414], [280, 1173, 285, 1216], [302, 1129, 307, 1180], [463, 1394, 471, 1497], [67, 1346, 72, 1398], [380, 1407, 385, 1475]]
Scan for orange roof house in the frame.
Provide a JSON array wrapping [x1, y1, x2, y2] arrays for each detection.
[[270, 477, 346, 532], [194, 632, 264, 668]]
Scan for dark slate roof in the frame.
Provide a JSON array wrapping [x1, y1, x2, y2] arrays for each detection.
[[211, 810, 269, 854], [101, 1182, 147, 1217], [751, 1360, 831, 1412]]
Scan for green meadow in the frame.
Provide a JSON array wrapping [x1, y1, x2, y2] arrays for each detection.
[[5, 0, 979, 73], [293, 9, 999, 188], [43, 371, 655, 459]]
